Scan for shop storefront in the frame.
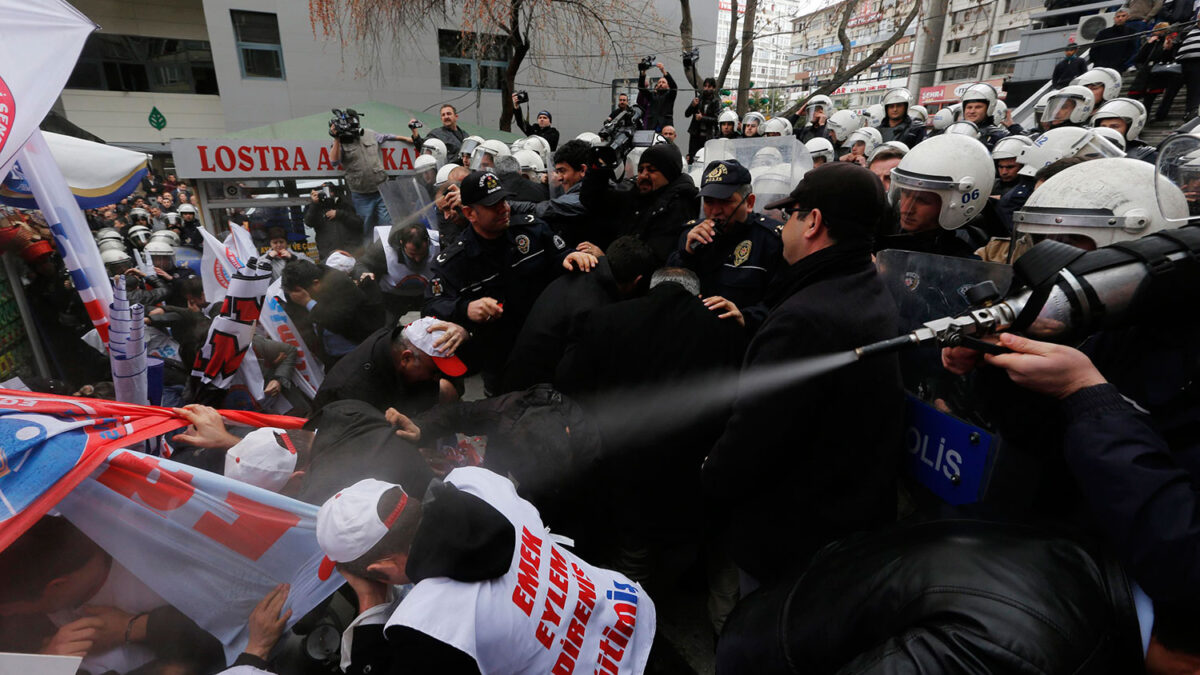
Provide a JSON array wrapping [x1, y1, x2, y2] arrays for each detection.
[[918, 78, 1007, 111]]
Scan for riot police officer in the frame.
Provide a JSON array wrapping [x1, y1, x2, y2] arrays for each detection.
[[1092, 97, 1155, 163], [424, 170, 597, 391], [667, 160, 784, 332], [958, 83, 1010, 150]]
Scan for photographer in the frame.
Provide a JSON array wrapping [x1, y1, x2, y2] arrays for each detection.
[[605, 92, 633, 125], [329, 109, 405, 239], [684, 77, 721, 160], [304, 181, 363, 260], [638, 60, 678, 132], [511, 94, 560, 151]]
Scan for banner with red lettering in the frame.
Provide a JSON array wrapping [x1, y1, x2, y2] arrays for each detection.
[[0, 389, 304, 552], [260, 279, 324, 398], [190, 257, 272, 401], [170, 139, 418, 179], [56, 449, 344, 661]]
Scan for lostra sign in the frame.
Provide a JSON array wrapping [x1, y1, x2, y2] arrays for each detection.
[[170, 138, 419, 179]]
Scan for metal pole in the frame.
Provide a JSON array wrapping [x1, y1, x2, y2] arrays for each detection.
[[1, 252, 51, 379]]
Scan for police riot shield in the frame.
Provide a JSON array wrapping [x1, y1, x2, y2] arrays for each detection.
[[701, 136, 813, 217], [875, 249, 1015, 507], [1155, 132, 1200, 224], [379, 173, 440, 234]]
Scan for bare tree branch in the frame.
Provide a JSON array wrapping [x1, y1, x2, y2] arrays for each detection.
[[678, 0, 701, 90], [781, 0, 920, 118], [716, 0, 740, 90]]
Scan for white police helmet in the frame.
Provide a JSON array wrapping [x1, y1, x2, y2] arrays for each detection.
[[126, 224, 152, 249], [845, 126, 883, 155], [868, 141, 909, 162], [149, 229, 180, 248], [1092, 126, 1127, 152], [522, 135, 553, 167], [718, 109, 740, 127], [888, 134, 996, 230], [959, 82, 999, 116], [945, 120, 981, 139], [575, 131, 603, 146], [460, 135, 485, 160], [993, 99, 1008, 120], [144, 239, 176, 269], [177, 203, 198, 216], [420, 138, 448, 167], [863, 104, 886, 127], [742, 111, 767, 135], [1016, 126, 1124, 177], [434, 163, 458, 188], [1042, 85, 1095, 126], [413, 154, 439, 175], [882, 88, 912, 108], [101, 247, 133, 275], [1155, 131, 1200, 224], [1091, 97, 1147, 141], [1016, 158, 1186, 248], [805, 137, 835, 163], [513, 149, 546, 176], [909, 104, 929, 124], [929, 107, 956, 131], [991, 134, 1034, 161], [826, 109, 864, 144], [469, 139, 512, 170], [762, 117, 793, 136], [806, 95, 834, 115], [1072, 68, 1122, 102]]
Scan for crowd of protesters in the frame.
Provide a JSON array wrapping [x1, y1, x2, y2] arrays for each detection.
[[5, 22, 1200, 671]]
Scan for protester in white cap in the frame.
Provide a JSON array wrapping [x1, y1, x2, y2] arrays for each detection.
[[312, 317, 468, 416], [316, 467, 657, 674]]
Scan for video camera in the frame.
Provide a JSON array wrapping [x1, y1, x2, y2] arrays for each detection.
[[514, 90, 530, 104], [330, 108, 364, 142], [681, 47, 700, 64], [592, 105, 653, 172], [638, 55, 656, 70]]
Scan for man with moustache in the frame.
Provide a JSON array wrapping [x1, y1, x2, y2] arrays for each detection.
[[579, 143, 699, 263]]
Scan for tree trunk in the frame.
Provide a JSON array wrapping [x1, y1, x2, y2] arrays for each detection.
[[716, 0, 739, 91], [781, 0, 921, 118], [736, 0, 758, 116], [499, 1, 530, 132], [679, 0, 701, 89]]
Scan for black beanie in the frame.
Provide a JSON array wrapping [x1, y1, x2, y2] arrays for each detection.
[[640, 144, 683, 182]]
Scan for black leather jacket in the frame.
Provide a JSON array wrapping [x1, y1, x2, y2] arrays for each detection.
[[717, 519, 1144, 674]]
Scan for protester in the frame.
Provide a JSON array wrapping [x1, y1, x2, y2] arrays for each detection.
[[281, 258, 383, 367], [703, 162, 903, 588], [580, 143, 699, 262]]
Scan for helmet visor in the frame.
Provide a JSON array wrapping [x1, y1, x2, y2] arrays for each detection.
[[1156, 133, 1200, 224], [459, 138, 481, 159], [1043, 95, 1085, 125]]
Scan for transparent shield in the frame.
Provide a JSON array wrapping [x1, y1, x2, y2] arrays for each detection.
[[379, 174, 439, 233], [1156, 133, 1200, 224], [701, 136, 813, 213]]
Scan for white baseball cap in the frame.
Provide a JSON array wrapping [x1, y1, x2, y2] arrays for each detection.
[[402, 317, 467, 377], [224, 427, 298, 492], [316, 479, 411, 579]]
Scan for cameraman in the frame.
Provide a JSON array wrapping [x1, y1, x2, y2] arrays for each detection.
[[638, 60, 678, 132], [329, 110, 405, 238], [605, 92, 633, 125], [684, 77, 721, 161], [304, 182, 363, 260], [511, 94, 560, 151]]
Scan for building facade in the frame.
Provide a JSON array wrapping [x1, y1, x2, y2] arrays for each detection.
[[715, 0, 810, 97], [59, 0, 718, 146], [787, 0, 917, 109]]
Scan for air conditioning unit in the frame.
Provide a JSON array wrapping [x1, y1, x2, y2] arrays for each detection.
[[1073, 12, 1114, 46]]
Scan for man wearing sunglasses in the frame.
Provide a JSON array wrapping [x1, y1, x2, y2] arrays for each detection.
[[703, 162, 905, 589], [668, 159, 784, 333]]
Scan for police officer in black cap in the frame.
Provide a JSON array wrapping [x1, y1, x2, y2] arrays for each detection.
[[667, 159, 784, 333], [424, 170, 597, 391]]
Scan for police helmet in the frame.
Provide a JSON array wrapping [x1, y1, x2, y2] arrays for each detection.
[[1153, 131, 1200, 224], [1091, 97, 1147, 141], [869, 141, 909, 162], [959, 82, 999, 116], [845, 126, 883, 155], [945, 120, 981, 140], [741, 112, 766, 136], [826, 109, 864, 144], [718, 109, 740, 127], [469, 139, 512, 170], [929, 107, 956, 131], [421, 138, 448, 167], [909, 104, 929, 124], [805, 137, 836, 164], [1072, 68, 1122, 102], [126, 224, 152, 249], [1016, 127, 1124, 177], [128, 208, 150, 223], [991, 135, 1034, 161], [460, 135, 486, 159], [1017, 158, 1186, 248], [575, 132, 603, 146], [762, 117, 793, 137], [1092, 126, 1127, 152], [888, 134, 995, 230], [149, 229, 181, 248], [1042, 85, 1095, 126], [413, 154, 439, 174], [177, 203, 198, 216], [101, 247, 133, 275], [863, 104, 886, 128], [513, 149, 546, 175], [144, 239, 176, 269], [882, 88, 912, 108]]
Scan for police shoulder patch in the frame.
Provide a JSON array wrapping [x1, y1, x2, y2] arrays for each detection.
[[515, 234, 531, 255], [431, 278, 444, 296], [525, 214, 536, 223], [552, 234, 566, 250]]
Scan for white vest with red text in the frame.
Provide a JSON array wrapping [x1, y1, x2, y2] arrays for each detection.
[[386, 467, 656, 675]]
